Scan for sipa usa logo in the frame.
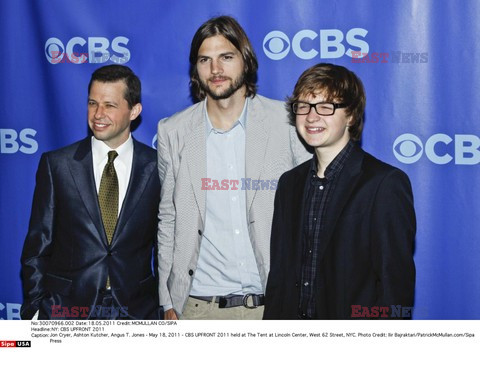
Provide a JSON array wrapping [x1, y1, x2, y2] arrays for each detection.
[[45, 36, 130, 64], [263, 28, 369, 61], [393, 133, 480, 165]]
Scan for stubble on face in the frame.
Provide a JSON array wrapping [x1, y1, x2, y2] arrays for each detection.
[[198, 70, 245, 100], [195, 35, 247, 101]]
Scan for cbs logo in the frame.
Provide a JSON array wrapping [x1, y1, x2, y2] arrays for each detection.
[[263, 28, 369, 60], [0, 128, 38, 154], [393, 133, 480, 165], [45, 36, 130, 64], [0, 302, 21, 320]]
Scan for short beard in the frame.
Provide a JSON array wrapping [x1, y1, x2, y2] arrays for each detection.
[[200, 74, 245, 100]]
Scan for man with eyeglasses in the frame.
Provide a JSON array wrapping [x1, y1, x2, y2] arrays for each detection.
[[264, 63, 416, 320]]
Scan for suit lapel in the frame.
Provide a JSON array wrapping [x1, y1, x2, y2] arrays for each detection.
[[69, 138, 108, 246], [185, 106, 207, 226], [290, 162, 311, 281], [245, 97, 269, 211], [113, 139, 155, 246], [319, 145, 364, 259]]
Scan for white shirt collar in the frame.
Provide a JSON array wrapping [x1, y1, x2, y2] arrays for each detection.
[[91, 134, 133, 164]]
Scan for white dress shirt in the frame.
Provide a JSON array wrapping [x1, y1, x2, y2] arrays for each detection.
[[91, 135, 133, 215]]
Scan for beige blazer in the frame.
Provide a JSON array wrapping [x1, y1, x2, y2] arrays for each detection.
[[157, 95, 310, 315]]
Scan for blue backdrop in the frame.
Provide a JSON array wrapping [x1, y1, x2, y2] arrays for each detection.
[[1, 0, 479, 319]]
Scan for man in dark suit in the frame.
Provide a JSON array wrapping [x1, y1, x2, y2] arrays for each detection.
[[264, 63, 416, 320], [21, 65, 161, 320]]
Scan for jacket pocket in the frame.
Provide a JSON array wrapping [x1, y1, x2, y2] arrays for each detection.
[[137, 274, 155, 296]]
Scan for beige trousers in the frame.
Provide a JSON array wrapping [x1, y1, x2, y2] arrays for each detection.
[[180, 297, 264, 320]]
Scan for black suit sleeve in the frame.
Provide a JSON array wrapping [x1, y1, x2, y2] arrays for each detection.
[[370, 168, 416, 313], [20, 153, 56, 319], [264, 175, 287, 319]]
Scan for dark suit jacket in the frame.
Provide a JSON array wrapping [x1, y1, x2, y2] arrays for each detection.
[[264, 144, 416, 319], [21, 137, 161, 319]]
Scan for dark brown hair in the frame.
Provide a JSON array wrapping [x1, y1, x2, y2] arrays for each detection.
[[189, 16, 258, 101]]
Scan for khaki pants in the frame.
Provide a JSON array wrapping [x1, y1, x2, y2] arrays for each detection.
[[180, 296, 264, 320]]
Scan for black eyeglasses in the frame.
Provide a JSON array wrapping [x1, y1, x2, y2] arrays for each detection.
[[291, 101, 347, 116]]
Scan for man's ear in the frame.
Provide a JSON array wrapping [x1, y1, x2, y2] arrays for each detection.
[[130, 103, 142, 121], [346, 115, 355, 127]]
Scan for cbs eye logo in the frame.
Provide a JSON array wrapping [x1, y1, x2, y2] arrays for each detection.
[[393, 133, 480, 165], [45, 38, 68, 63], [393, 134, 423, 164], [263, 31, 290, 60]]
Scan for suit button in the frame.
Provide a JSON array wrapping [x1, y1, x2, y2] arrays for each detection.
[[295, 282, 299, 287], [108, 252, 112, 256], [198, 230, 202, 236], [188, 269, 194, 276]]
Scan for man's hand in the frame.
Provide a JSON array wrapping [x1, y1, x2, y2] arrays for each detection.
[[164, 308, 178, 320]]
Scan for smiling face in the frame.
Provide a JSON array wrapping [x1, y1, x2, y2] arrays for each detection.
[[295, 91, 351, 157], [196, 35, 246, 100], [87, 80, 141, 149]]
